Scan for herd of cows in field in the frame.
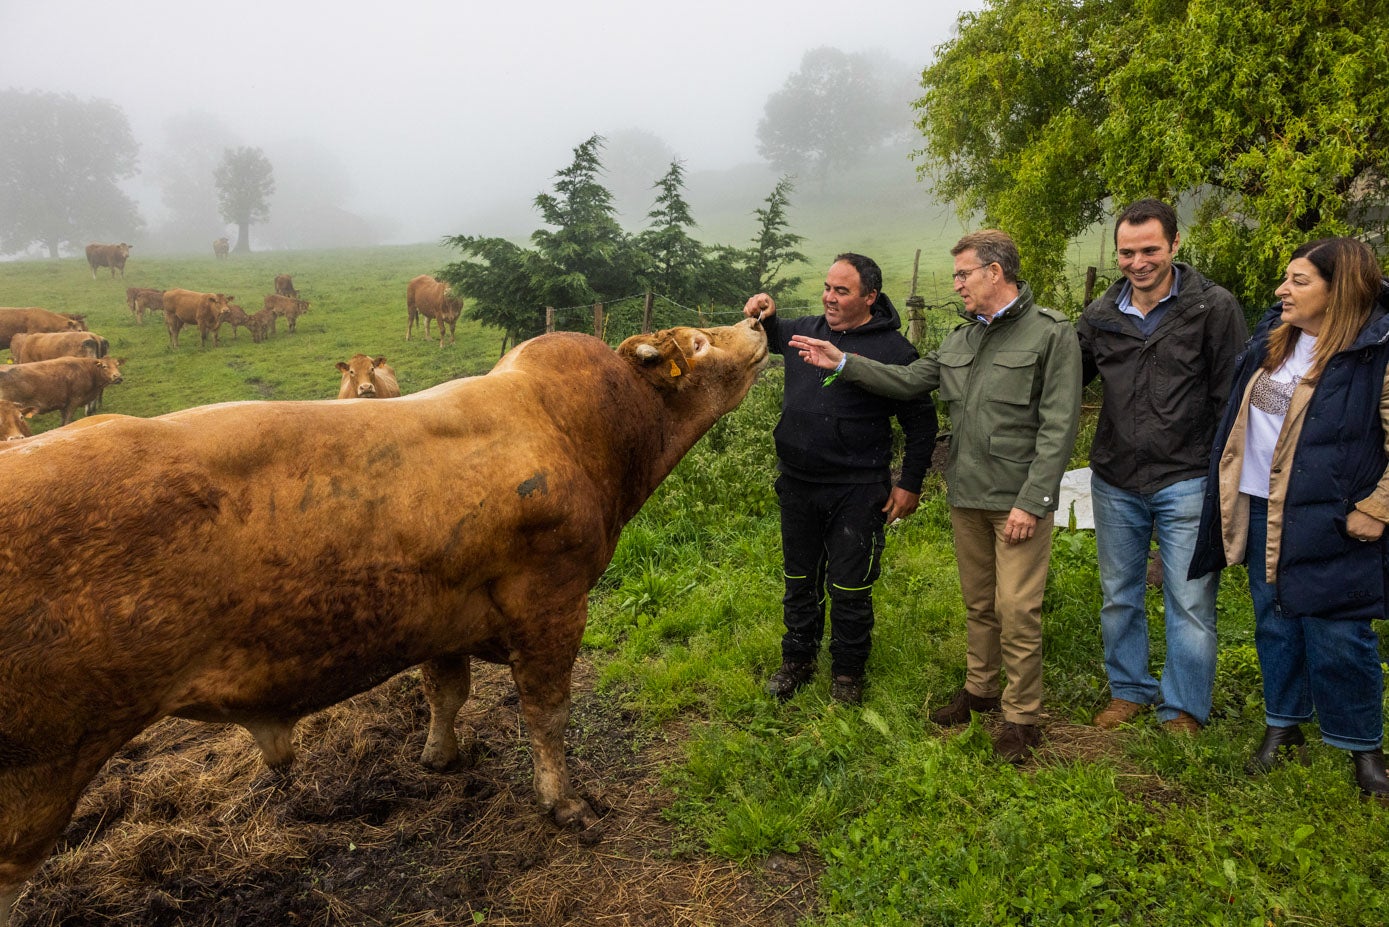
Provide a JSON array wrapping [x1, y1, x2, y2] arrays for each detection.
[[0, 241, 470, 439]]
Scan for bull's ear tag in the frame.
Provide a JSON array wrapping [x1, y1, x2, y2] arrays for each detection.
[[669, 360, 682, 377]]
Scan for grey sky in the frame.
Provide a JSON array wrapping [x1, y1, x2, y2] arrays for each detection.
[[1, 0, 978, 244]]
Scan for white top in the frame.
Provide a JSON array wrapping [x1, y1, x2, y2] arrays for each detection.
[[1241, 333, 1318, 498]]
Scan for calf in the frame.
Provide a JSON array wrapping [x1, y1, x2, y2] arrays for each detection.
[[125, 287, 164, 324], [224, 302, 252, 340], [0, 400, 34, 441], [247, 308, 276, 343], [0, 355, 124, 425], [274, 273, 298, 297], [335, 354, 401, 399], [85, 242, 132, 279], [264, 294, 310, 333]]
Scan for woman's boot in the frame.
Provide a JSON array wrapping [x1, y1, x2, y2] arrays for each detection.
[[1351, 749, 1389, 800], [1245, 724, 1307, 775]]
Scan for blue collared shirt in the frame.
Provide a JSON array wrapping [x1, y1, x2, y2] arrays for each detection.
[[977, 294, 1021, 325], [1116, 266, 1181, 337]]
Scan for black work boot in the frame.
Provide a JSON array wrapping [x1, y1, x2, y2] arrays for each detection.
[[766, 660, 816, 701], [830, 674, 864, 705], [929, 687, 1001, 726], [1246, 724, 1309, 775], [1351, 749, 1389, 801]]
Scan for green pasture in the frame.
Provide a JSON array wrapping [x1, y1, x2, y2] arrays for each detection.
[[4, 245, 1384, 926]]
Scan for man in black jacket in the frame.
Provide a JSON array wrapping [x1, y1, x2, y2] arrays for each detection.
[[744, 253, 937, 704], [1077, 199, 1247, 734]]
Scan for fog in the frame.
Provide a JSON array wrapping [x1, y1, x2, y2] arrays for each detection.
[[0, 0, 977, 250]]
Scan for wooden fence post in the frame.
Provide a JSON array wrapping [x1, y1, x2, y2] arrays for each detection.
[[545, 307, 555, 333], [1084, 267, 1097, 307], [906, 247, 925, 344], [592, 302, 603, 338], [642, 290, 654, 333]]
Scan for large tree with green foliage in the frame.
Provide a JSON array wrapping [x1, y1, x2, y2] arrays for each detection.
[[758, 47, 905, 180], [0, 89, 143, 258], [916, 0, 1389, 307], [745, 176, 808, 301], [214, 146, 275, 253]]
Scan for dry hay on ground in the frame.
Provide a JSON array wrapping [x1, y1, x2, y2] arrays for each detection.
[[16, 660, 818, 927]]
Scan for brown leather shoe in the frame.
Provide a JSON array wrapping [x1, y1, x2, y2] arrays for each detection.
[[766, 660, 816, 701], [830, 674, 864, 705], [1162, 711, 1202, 735], [929, 687, 1001, 726], [994, 721, 1042, 764], [1093, 697, 1148, 729]]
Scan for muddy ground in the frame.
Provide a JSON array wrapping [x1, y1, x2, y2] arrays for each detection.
[[14, 661, 820, 926]]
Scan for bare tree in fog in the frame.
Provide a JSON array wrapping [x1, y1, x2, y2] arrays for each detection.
[[0, 89, 143, 258], [757, 47, 908, 180], [151, 111, 237, 253], [214, 147, 275, 253]]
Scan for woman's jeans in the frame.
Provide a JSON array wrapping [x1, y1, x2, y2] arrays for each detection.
[[1246, 494, 1383, 751]]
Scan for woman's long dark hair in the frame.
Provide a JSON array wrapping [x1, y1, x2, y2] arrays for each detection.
[[1264, 237, 1384, 380]]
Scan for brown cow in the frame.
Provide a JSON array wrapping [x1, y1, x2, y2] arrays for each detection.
[[406, 274, 462, 346], [0, 355, 124, 425], [264, 293, 310, 333], [274, 273, 298, 297], [85, 242, 132, 279], [335, 354, 401, 399], [125, 287, 164, 324], [0, 320, 769, 926], [9, 331, 108, 364], [213, 237, 230, 259], [163, 289, 233, 349], [247, 307, 276, 343], [0, 400, 35, 441], [0, 308, 87, 351]]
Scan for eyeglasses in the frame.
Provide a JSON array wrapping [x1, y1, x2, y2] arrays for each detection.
[[951, 263, 992, 283]]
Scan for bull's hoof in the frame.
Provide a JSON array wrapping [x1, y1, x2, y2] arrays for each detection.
[[419, 742, 458, 771], [551, 797, 600, 833]]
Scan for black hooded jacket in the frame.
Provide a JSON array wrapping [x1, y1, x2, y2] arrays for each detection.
[[762, 294, 936, 491]]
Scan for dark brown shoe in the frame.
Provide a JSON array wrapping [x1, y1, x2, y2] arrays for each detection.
[[830, 674, 864, 705], [1162, 711, 1202, 736], [766, 660, 816, 701], [1352, 749, 1389, 800], [1246, 724, 1308, 775], [994, 722, 1042, 764], [1093, 697, 1148, 730], [929, 687, 1001, 726]]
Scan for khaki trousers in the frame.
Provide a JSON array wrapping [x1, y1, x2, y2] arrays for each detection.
[[949, 507, 1054, 724]]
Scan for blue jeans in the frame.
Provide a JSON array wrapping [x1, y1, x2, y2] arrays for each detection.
[[1246, 495, 1383, 751], [1092, 474, 1219, 723]]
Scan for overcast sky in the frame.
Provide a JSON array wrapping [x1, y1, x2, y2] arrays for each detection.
[[1, 0, 980, 244]]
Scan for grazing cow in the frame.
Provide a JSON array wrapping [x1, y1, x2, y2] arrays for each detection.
[[0, 400, 35, 441], [263, 293, 310, 333], [0, 308, 86, 350], [247, 307, 276, 343], [0, 320, 769, 926], [0, 355, 124, 425], [9, 331, 108, 364], [85, 242, 132, 279], [335, 353, 401, 399], [125, 287, 164, 324], [406, 274, 463, 347], [213, 237, 230, 259], [163, 289, 233, 349], [224, 302, 252, 340], [274, 273, 298, 297]]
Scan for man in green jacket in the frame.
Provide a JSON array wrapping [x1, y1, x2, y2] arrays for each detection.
[[789, 230, 1082, 763]]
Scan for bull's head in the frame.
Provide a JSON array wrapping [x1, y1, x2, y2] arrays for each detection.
[[618, 318, 769, 400]]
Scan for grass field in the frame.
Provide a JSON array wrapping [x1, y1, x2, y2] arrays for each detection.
[[4, 243, 1387, 925]]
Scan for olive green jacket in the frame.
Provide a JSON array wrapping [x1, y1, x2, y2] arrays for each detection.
[[841, 282, 1082, 516]]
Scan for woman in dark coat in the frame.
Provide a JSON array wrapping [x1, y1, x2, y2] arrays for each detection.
[[1190, 237, 1389, 799]]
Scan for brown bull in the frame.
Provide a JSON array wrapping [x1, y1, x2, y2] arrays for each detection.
[[0, 308, 87, 351], [406, 274, 462, 346], [0, 320, 768, 926], [85, 242, 131, 279], [163, 289, 233, 349], [0, 400, 34, 441], [335, 353, 401, 399], [0, 355, 124, 425]]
